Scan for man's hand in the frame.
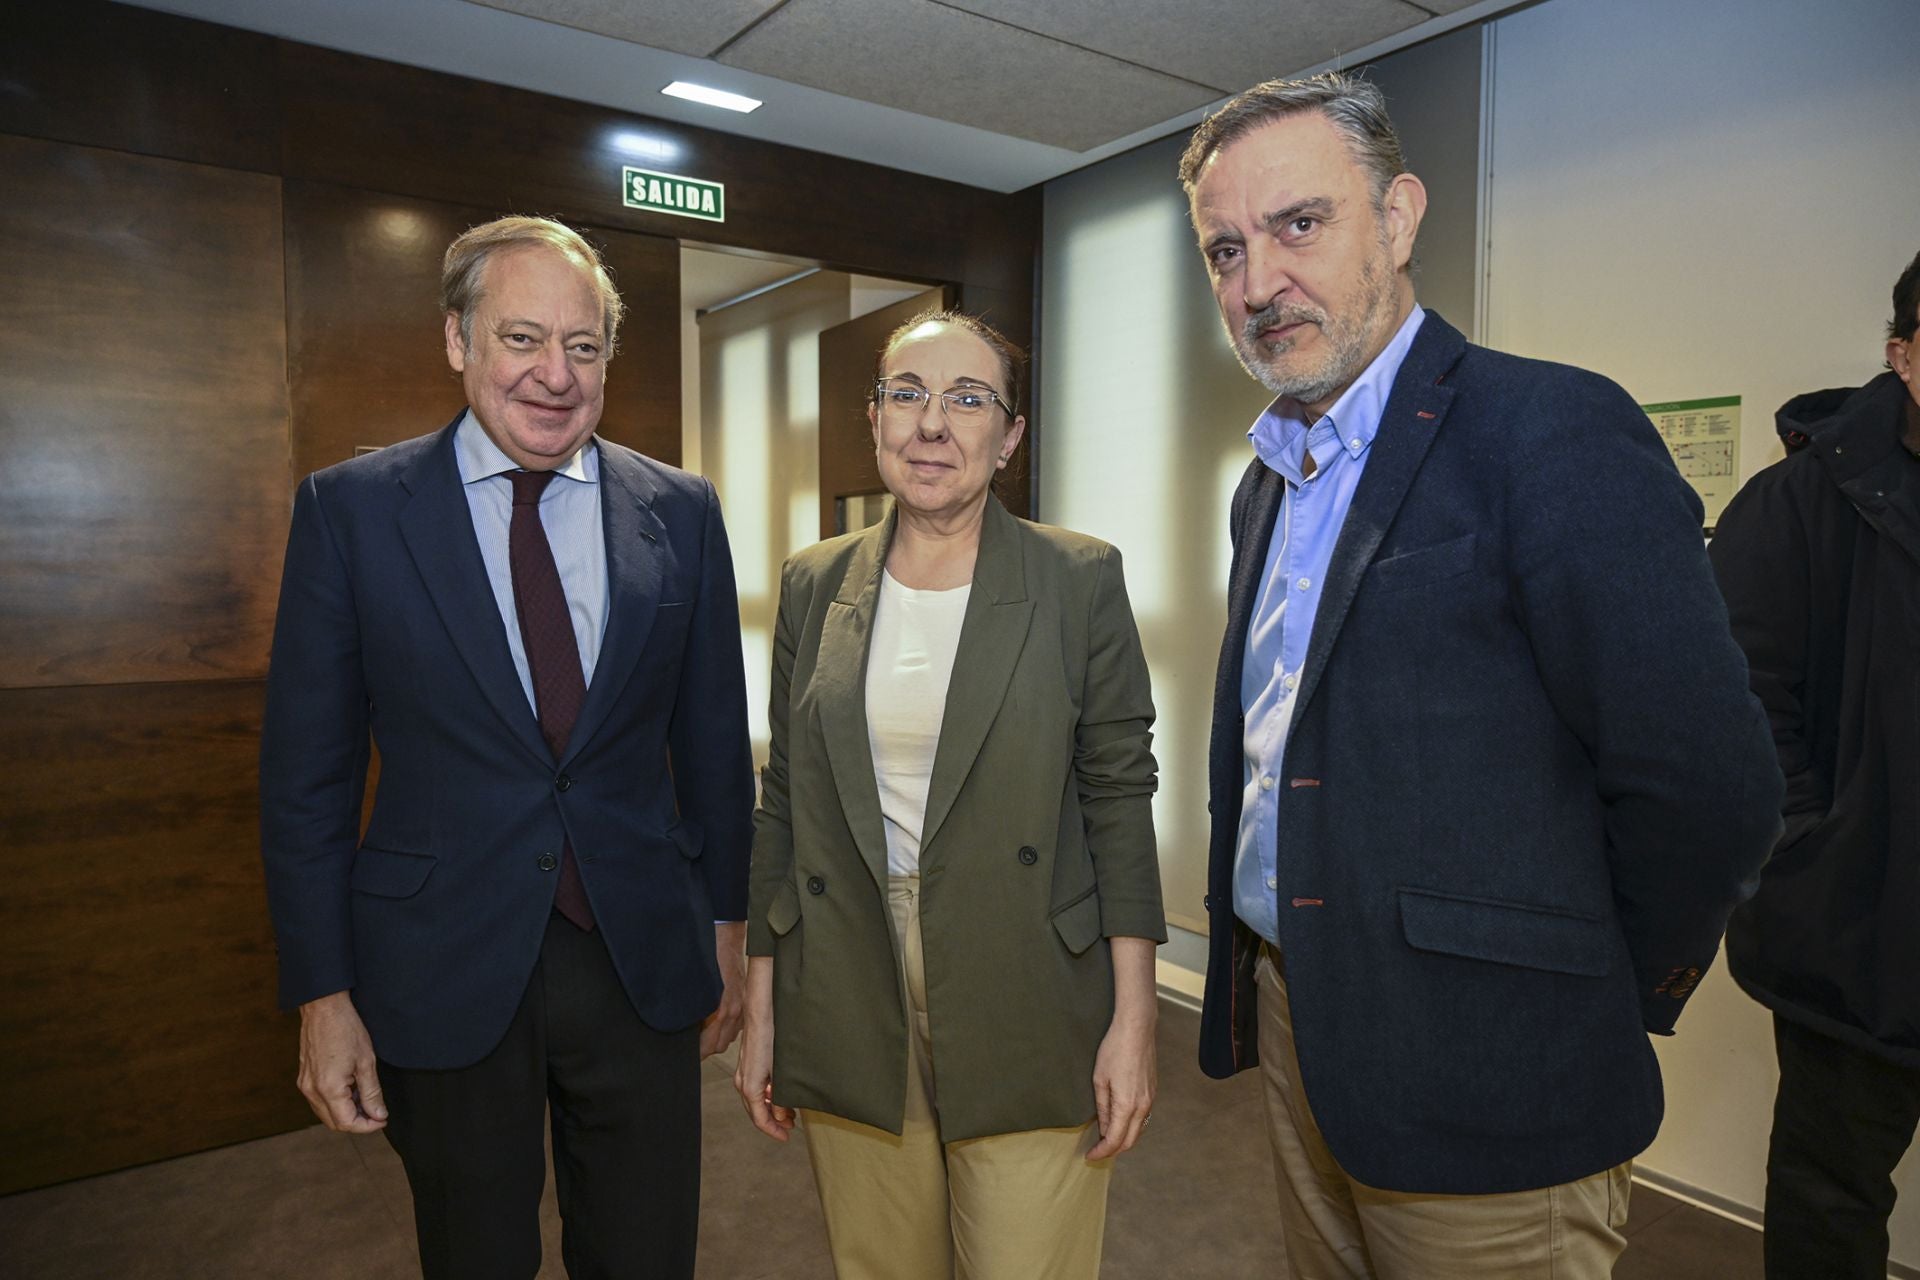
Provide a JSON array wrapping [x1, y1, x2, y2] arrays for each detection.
[[700, 921, 747, 1059], [733, 956, 796, 1141], [297, 991, 387, 1133]]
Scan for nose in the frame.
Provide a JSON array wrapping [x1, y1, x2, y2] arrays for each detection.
[[1241, 243, 1293, 313], [913, 399, 951, 441], [532, 339, 575, 390]]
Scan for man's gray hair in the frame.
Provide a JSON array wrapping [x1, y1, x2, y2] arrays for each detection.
[[1178, 70, 1406, 203], [441, 215, 625, 357]]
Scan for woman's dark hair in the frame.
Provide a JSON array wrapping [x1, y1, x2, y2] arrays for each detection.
[[873, 309, 1027, 413]]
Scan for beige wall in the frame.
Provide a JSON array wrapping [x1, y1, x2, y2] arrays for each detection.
[[1484, 0, 1920, 1260], [1038, 29, 1486, 937], [693, 271, 928, 766], [1040, 0, 1919, 1262]]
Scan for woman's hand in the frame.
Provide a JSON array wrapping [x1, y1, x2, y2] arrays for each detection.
[[733, 956, 797, 1142], [1087, 935, 1158, 1159]]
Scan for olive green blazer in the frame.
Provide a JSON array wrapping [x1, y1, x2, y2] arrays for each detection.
[[747, 497, 1164, 1142]]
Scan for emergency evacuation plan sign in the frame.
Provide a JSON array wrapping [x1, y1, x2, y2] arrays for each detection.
[[622, 167, 725, 223], [1641, 395, 1741, 533]]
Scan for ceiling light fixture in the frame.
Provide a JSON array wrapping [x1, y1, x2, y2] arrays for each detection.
[[661, 81, 762, 114]]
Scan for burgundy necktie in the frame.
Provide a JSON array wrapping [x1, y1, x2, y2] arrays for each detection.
[[508, 470, 595, 932]]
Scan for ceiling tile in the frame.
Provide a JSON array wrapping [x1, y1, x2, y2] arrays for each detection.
[[943, 0, 1433, 92], [716, 0, 1220, 152], [462, 0, 785, 59]]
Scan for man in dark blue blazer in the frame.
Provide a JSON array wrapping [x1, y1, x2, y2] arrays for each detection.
[[259, 216, 754, 1280], [1181, 74, 1781, 1276]]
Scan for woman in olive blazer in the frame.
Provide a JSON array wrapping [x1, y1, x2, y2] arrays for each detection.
[[734, 312, 1164, 1279]]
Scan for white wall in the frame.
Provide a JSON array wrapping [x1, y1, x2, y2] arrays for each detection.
[[1041, 0, 1920, 1262], [1484, 0, 1920, 1259]]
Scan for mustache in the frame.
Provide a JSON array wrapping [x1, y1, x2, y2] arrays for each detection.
[[1242, 303, 1324, 345]]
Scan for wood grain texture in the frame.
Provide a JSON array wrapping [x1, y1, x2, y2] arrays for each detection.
[[275, 41, 1037, 297], [0, 681, 309, 1196], [0, 135, 291, 689], [0, 1, 280, 174], [285, 180, 680, 475]]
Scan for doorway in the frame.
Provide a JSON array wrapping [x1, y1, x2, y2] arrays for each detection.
[[678, 245, 938, 766]]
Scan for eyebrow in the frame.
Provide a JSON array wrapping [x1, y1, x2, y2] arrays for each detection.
[[881, 372, 998, 390], [498, 317, 603, 341], [1259, 196, 1337, 233]]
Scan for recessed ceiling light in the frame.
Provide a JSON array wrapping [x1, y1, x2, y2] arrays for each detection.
[[662, 82, 762, 114]]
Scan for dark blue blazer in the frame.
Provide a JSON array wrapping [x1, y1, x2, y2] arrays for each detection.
[[259, 417, 755, 1070], [1198, 313, 1782, 1194]]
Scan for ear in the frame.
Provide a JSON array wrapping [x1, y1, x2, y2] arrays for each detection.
[[444, 311, 468, 373], [996, 414, 1027, 468], [868, 400, 882, 450], [1889, 337, 1913, 386], [1381, 173, 1428, 273]]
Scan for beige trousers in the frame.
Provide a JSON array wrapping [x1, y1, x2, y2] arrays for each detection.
[[1256, 949, 1631, 1279], [799, 876, 1111, 1280]]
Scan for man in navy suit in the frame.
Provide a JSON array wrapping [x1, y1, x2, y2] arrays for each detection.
[[1182, 73, 1781, 1277], [259, 216, 754, 1280]]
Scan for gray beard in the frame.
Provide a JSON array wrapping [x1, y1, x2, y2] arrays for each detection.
[[1232, 252, 1396, 404]]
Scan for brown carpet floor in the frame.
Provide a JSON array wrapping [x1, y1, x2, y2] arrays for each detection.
[[0, 1001, 1762, 1278]]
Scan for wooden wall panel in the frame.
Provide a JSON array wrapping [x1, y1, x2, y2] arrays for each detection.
[[0, 681, 306, 1196], [0, 0, 1040, 1196], [274, 42, 1035, 296], [0, 4, 280, 174], [285, 180, 681, 477], [0, 135, 291, 689]]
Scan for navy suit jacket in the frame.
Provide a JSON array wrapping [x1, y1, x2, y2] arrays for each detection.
[[259, 417, 754, 1070], [1198, 313, 1782, 1194]]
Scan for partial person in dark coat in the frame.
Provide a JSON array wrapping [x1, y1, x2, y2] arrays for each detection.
[[1182, 71, 1783, 1278], [1708, 248, 1920, 1280]]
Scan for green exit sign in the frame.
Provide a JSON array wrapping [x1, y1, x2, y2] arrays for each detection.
[[622, 167, 725, 222]]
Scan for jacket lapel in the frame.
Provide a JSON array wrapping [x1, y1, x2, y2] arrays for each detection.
[[1216, 461, 1286, 739], [564, 443, 667, 765], [396, 421, 549, 765], [816, 513, 893, 893], [1291, 311, 1465, 727], [920, 498, 1034, 856]]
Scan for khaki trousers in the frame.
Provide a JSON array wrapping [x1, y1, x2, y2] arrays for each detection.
[[799, 876, 1111, 1280], [1255, 949, 1631, 1279]]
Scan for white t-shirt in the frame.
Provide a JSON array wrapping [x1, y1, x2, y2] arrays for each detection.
[[866, 569, 972, 876]]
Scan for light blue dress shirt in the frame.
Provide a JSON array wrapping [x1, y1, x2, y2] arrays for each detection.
[[454, 411, 609, 714], [1233, 307, 1425, 946]]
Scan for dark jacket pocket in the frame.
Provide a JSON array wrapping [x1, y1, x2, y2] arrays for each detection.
[[1399, 887, 1612, 977], [351, 846, 435, 899], [1051, 890, 1103, 957], [668, 820, 704, 860], [1365, 533, 1477, 592], [766, 879, 801, 937]]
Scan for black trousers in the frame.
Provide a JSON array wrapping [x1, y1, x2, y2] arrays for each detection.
[[380, 914, 702, 1280], [1764, 1013, 1920, 1279]]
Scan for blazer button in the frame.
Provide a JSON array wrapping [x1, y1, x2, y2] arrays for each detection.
[[806, 875, 826, 895], [555, 774, 573, 792], [1017, 846, 1038, 866], [1204, 894, 1214, 911], [537, 852, 558, 871]]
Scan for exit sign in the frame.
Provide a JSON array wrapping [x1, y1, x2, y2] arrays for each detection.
[[622, 167, 725, 222]]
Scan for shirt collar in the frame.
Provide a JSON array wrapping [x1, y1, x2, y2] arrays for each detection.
[[1247, 305, 1426, 483], [454, 409, 598, 486]]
